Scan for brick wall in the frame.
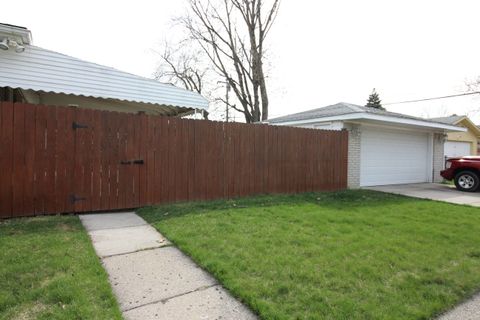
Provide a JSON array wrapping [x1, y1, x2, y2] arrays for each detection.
[[346, 125, 361, 188], [432, 133, 446, 183]]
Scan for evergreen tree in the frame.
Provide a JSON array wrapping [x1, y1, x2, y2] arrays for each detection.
[[365, 88, 384, 110]]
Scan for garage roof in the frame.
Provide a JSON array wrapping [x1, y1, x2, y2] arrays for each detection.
[[267, 102, 466, 132], [0, 24, 208, 110]]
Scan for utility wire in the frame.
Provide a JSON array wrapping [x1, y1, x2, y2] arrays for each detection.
[[384, 91, 480, 105]]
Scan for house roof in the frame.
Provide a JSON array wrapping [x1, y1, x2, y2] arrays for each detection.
[[0, 43, 208, 110], [429, 115, 465, 125], [268, 102, 445, 124], [430, 114, 480, 137], [266, 102, 465, 132]]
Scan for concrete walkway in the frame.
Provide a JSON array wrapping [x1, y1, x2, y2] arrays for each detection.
[[437, 293, 480, 320], [80, 212, 256, 320], [367, 183, 480, 206]]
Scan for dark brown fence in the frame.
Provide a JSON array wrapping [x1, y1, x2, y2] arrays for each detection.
[[0, 102, 348, 218]]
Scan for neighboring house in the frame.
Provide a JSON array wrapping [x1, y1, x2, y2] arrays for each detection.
[[0, 23, 208, 116], [429, 115, 480, 157], [267, 103, 465, 188]]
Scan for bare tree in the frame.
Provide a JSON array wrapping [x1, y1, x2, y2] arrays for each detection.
[[154, 44, 205, 94], [179, 0, 280, 123], [154, 43, 211, 119], [466, 76, 480, 92]]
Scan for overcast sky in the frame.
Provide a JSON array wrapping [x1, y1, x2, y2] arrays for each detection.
[[2, 0, 480, 121]]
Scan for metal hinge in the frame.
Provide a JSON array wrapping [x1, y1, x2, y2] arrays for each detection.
[[69, 194, 86, 204], [72, 122, 88, 130]]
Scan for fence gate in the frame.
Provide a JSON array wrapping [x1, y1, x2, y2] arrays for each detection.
[[70, 108, 146, 213], [0, 103, 149, 218]]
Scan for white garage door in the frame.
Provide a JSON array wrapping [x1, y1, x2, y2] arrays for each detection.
[[444, 141, 471, 158], [360, 127, 430, 186]]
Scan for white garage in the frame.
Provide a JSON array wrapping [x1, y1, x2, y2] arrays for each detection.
[[360, 127, 430, 186], [444, 141, 472, 158], [267, 102, 466, 187]]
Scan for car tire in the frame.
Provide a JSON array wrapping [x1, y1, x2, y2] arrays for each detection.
[[454, 170, 480, 192]]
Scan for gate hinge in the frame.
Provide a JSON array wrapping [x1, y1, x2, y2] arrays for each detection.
[[72, 122, 88, 130], [69, 194, 86, 204]]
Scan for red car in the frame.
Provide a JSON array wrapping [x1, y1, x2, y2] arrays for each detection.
[[441, 156, 480, 192]]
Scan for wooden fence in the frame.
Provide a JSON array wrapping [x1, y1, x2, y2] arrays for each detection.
[[0, 102, 348, 218]]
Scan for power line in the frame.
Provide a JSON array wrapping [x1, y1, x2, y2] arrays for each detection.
[[384, 91, 480, 105]]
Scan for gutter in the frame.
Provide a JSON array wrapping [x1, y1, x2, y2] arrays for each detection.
[[267, 113, 467, 132]]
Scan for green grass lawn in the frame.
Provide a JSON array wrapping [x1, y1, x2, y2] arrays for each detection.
[[0, 216, 122, 320], [139, 190, 480, 320]]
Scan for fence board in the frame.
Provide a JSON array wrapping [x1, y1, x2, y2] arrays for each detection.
[[109, 112, 120, 210], [0, 102, 14, 217], [12, 103, 25, 215], [54, 106, 67, 214], [186, 119, 196, 200], [132, 114, 139, 208], [99, 111, 110, 211], [33, 105, 44, 214], [73, 107, 83, 212], [125, 113, 135, 208], [138, 113, 148, 206], [43, 106, 56, 214], [158, 116, 168, 203], [168, 118, 178, 203], [1, 102, 348, 218], [91, 110, 102, 211], [178, 119, 188, 202], [223, 122, 233, 198], [23, 104, 36, 214], [146, 115, 155, 204]]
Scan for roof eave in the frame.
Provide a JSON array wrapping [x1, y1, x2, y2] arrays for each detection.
[[1, 83, 209, 110], [453, 117, 480, 136], [268, 113, 467, 132]]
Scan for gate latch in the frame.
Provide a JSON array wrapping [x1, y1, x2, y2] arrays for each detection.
[[69, 194, 86, 204], [120, 159, 144, 165], [72, 122, 88, 130]]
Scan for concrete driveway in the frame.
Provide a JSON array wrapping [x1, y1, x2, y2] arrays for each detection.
[[366, 183, 480, 207]]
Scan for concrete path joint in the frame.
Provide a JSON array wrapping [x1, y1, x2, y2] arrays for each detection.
[[80, 212, 256, 320]]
